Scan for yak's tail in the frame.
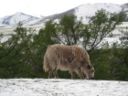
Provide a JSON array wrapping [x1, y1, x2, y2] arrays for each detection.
[[43, 54, 50, 72]]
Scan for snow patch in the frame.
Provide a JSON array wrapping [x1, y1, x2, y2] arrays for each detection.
[[0, 79, 128, 96]]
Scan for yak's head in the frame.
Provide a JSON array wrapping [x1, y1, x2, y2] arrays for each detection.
[[83, 64, 95, 79], [80, 59, 95, 79], [72, 47, 95, 79]]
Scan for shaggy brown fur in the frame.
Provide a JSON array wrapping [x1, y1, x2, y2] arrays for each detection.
[[43, 44, 94, 79]]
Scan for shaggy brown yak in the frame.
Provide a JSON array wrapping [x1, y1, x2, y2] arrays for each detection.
[[43, 44, 95, 79]]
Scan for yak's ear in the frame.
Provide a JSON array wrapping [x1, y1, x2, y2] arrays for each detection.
[[86, 64, 92, 69]]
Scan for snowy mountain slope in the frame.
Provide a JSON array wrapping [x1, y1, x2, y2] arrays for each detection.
[[122, 3, 128, 12], [30, 3, 127, 26], [122, 3, 128, 21], [75, 3, 122, 23], [0, 12, 40, 26], [0, 79, 128, 96]]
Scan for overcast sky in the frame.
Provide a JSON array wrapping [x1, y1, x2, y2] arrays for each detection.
[[0, 0, 127, 17]]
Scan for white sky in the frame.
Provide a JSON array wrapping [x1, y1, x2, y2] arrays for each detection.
[[0, 0, 127, 18]]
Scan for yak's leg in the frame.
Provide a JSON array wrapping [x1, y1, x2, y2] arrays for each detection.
[[81, 69, 88, 79], [69, 71, 75, 79], [48, 71, 51, 78], [48, 70, 53, 78], [75, 69, 84, 79], [53, 70, 58, 78], [52, 63, 59, 78]]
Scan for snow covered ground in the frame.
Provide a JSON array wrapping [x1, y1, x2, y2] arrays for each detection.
[[0, 79, 128, 96]]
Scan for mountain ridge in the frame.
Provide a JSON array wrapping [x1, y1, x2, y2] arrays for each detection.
[[0, 12, 40, 27]]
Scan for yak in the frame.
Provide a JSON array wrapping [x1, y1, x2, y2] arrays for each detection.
[[43, 44, 94, 79]]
